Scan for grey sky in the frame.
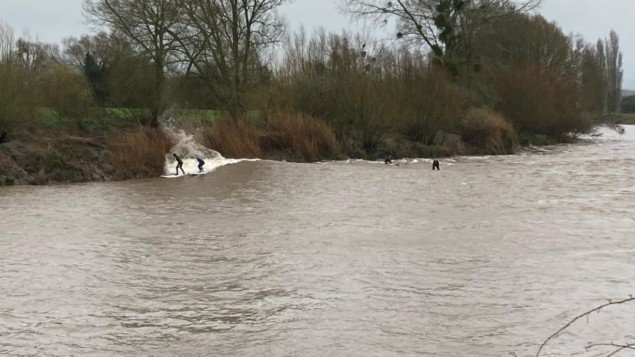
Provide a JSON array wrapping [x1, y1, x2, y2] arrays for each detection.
[[1, 0, 634, 88]]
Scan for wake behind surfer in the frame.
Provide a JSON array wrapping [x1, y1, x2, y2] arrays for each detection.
[[196, 155, 205, 173], [173, 153, 185, 175]]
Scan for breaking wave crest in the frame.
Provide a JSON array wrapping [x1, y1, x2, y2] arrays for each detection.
[[161, 126, 252, 177]]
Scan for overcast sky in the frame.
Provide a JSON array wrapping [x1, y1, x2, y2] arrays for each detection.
[[1, 0, 634, 88]]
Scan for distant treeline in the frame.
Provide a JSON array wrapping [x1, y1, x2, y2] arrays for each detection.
[[0, 0, 626, 158]]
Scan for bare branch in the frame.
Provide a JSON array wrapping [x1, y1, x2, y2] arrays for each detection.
[[536, 297, 635, 357], [586, 342, 635, 357]]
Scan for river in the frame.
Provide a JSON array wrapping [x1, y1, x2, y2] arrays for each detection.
[[1, 126, 634, 356]]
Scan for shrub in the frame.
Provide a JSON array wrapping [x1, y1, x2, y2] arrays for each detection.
[[496, 64, 592, 139], [0, 62, 39, 132], [460, 107, 517, 154], [39, 64, 95, 127]]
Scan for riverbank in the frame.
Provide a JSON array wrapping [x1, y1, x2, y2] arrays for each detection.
[[0, 125, 451, 186], [0, 130, 113, 185], [0, 110, 612, 186]]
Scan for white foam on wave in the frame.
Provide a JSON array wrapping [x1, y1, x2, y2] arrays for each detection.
[[161, 126, 256, 177], [162, 157, 247, 178], [585, 124, 635, 141], [340, 157, 444, 166]]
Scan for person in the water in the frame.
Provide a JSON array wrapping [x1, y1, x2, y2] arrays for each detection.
[[173, 153, 185, 175], [196, 155, 205, 173], [384, 154, 393, 164], [432, 159, 440, 170]]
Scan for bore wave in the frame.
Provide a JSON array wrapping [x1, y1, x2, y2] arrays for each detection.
[[161, 126, 255, 177]]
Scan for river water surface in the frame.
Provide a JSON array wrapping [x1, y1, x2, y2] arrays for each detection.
[[1, 126, 635, 356]]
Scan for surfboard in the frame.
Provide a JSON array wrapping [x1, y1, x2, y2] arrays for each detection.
[[161, 171, 206, 178]]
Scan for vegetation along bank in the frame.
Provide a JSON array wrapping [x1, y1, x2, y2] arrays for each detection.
[[0, 0, 628, 185]]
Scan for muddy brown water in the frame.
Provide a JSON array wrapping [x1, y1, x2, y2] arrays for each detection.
[[1, 126, 634, 356]]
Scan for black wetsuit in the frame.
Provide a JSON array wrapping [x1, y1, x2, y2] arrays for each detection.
[[196, 157, 205, 172], [384, 155, 393, 164], [432, 159, 440, 170], [174, 154, 185, 175]]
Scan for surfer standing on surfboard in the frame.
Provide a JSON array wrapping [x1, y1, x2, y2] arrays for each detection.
[[196, 155, 205, 173], [173, 153, 185, 175]]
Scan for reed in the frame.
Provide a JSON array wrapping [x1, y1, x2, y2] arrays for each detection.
[[107, 127, 171, 179], [264, 111, 338, 161], [200, 118, 263, 158]]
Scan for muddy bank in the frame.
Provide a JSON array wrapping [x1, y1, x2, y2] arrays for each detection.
[[0, 135, 115, 186]]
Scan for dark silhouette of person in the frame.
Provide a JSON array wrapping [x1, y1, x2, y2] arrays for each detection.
[[432, 159, 440, 170], [384, 154, 393, 164], [0, 131, 7, 144], [196, 155, 205, 173], [173, 153, 185, 175]]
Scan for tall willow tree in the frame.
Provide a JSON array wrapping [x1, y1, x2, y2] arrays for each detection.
[[84, 0, 182, 126], [174, 0, 287, 118]]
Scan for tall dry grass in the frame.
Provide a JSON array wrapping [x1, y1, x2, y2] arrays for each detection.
[[264, 111, 338, 161], [197, 111, 338, 161], [107, 127, 171, 179], [200, 118, 263, 158]]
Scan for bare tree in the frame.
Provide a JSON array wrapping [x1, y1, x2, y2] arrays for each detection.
[[84, 0, 183, 126], [340, 0, 542, 74], [0, 23, 41, 132], [174, 0, 287, 118], [62, 32, 112, 70], [0, 21, 15, 63]]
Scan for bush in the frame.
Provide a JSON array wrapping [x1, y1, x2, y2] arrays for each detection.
[[0, 62, 39, 132], [107, 127, 171, 179], [460, 107, 517, 154], [39, 64, 95, 126], [397, 69, 471, 145], [496, 64, 592, 139]]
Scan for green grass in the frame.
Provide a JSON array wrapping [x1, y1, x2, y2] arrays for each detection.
[[38, 107, 74, 128], [37, 107, 142, 132]]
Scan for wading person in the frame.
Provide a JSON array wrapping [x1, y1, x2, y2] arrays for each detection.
[[173, 153, 185, 175], [196, 155, 205, 173], [432, 159, 440, 170]]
